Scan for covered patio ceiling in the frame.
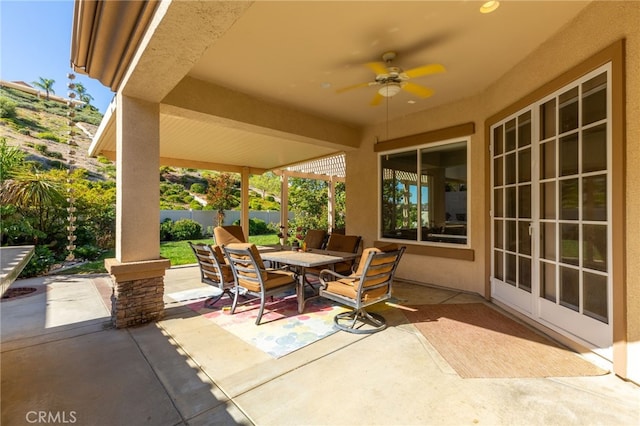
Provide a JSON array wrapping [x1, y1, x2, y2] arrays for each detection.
[[76, 1, 592, 174]]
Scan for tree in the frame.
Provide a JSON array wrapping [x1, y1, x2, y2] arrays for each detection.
[[206, 173, 239, 226], [0, 138, 25, 182], [250, 172, 280, 199], [288, 177, 329, 234], [32, 77, 56, 100], [74, 82, 94, 107]]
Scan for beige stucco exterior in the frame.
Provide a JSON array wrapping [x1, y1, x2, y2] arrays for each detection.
[[71, 0, 639, 382], [349, 1, 639, 381]]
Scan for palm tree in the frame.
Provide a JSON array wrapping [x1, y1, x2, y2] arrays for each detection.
[[74, 82, 94, 107], [32, 77, 56, 100]]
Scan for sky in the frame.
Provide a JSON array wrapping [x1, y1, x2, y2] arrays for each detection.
[[0, 0, 114, 113]]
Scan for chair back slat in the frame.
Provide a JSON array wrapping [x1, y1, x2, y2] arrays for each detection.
[[355, 247, 405, 298]]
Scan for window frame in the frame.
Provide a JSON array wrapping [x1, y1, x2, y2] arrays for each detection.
[[378, 136, 472, 249]]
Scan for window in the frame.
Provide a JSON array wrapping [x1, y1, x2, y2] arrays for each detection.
[[380, 139, 469, 245]]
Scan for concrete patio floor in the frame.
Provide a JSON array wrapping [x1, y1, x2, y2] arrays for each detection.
[[1, 265, 639, 425]]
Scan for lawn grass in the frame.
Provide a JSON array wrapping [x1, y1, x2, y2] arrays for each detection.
[[59, 234, 281, 274]]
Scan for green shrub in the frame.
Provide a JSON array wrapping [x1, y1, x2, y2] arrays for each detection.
[[234, 218, 269, 235], [37, 132, 64, 143], [160, 218, 174, 241], [189, 200, 203, 210], [0, 97, 17, 118], [190, 182, 206, 194], [74, 245, 102, 261], [35, 143, 47, 153], [97, 155, 112, 164], [172, 219, 202, 241], [20, 245, 56, 278]]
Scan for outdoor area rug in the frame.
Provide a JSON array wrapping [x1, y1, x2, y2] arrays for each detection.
[[403, 303, 607, 378], [167, 288, 348, 358]]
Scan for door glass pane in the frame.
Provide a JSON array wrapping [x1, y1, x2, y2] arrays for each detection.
[[541, 222, 556, 260], [582, 72, 607, 125], [518, 148, 531, 182], [493, 125, 504, 155], [505, 187, 516, 218], [518, 111, 532, 147], [494, 250, 504, 280], [561, 223, 579, 266], [560, 178, 579, 220], [541, 140, 556, 179], [506, 220, 516, 253], [505, 119, 516, 152], [494, 188, 503, 217], [494, 156, 503, 186], [541, 261, 556, 302], [583, 224, 607, 272], [560, 133, 579, 176], [540, 99, 556, 140], [541, 182, 556, 219], [518, 184, 531, 218], [519, 257, 531, 292], [506, 253, 516, 286], [494, 220, 504, 249], [560, 266, 579, 311], [559, 87, 579, 133], [583, 124, 607, 173], [583, 271, 608, 323], [505, 153, 516, 184], [583, 175, 607, 221], [518, 221, 531, 255]]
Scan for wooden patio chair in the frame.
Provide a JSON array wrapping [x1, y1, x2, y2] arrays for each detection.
[[318, 245, 405, 334], [213, 225, 246, 246], [189, 242, 236, 307], [223, 243, 297, 325]]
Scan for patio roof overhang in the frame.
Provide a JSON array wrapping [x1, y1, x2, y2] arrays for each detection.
[[75, 1, 592, 178]]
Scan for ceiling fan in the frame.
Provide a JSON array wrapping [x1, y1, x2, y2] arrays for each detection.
[[336, 51, 445, 106]]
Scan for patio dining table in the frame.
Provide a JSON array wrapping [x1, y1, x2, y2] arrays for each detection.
[[260, 248, 360, 313]]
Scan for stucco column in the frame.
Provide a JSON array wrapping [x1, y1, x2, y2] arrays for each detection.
[[106, 93, 170, 328]]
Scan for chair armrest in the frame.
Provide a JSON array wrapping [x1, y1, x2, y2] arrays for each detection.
[[318, 269, 360, 288]]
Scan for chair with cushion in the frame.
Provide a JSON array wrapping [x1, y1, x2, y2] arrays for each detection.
[[303, 229, 327, 250], [223, 243, 298, 325], [213, 225, 246, 246], [189, 242, 236, 307], [318, 245, 405, 334], [315, 233, 361, 274]]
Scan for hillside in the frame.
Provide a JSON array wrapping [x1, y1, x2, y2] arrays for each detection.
[[0, 85, 112, 180], [0, 85, 282, 211]]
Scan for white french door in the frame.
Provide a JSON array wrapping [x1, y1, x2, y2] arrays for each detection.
[[491, 64, 612, 354]]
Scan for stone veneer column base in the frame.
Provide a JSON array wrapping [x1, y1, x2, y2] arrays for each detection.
[[105, 258, 171, 328]]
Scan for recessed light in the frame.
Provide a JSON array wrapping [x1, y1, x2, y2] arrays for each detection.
[[407, 100, 416, 104], [480, 1, 500, 14]]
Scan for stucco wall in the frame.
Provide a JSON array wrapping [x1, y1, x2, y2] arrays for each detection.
[[347, 1, 639, 379]]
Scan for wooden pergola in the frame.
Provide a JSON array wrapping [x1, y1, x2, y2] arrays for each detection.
[[273, 153, 345, 237]]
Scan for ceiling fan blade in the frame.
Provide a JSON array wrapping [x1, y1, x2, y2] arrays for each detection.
[[402, 82, 434, 98], [366, 61, 389, 76], [405, 63, 446, 79], [335, 81, 372, 94], [370, 92, 384, 106]]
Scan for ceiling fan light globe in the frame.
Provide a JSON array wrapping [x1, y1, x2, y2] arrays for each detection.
[[378, 83, 402, 97]]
